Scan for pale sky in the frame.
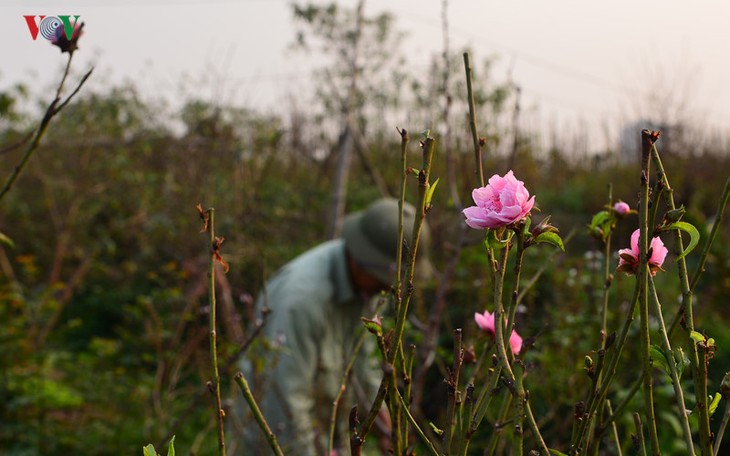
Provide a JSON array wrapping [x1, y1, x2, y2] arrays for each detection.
[[3, 0, 730, 151]]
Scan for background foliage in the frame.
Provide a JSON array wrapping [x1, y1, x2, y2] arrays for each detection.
[[1, 3, 728, 455]]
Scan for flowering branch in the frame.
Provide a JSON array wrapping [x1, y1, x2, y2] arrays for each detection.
[[638, 129, 661, 454], [460, 169, 556, 454], [650, 143, 713, 455], [357, 129, 437, 453]]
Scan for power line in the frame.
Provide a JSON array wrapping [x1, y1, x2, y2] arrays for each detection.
[[388, 5, 730, 125]]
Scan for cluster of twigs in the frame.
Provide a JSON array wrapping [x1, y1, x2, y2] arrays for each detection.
[[211, 52, 730, 456], [6, 17, 728, 456], [174, 50, 730, 456]]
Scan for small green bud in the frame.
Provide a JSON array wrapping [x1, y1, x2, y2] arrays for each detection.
[[360, 316, 382, 336], [531, 216, 559, 237], [584, 355, 593, 369], [664, 205, 686, 224]]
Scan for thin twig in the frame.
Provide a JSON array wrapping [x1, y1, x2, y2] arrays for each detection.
[[651, 143, 712, 455], [203, 207, 226, 456], [714, 398, 730, 456], [633, 413, 647, 456], [463, 52, 484, 187], [648, 276, 695, 454], [0, 129, 35, 156], [605, 400, 623, 456], [0, 62, 93, 200], [396, 390, 441, 456], [638, 130, 660, 454], [234, 372, 284, 456], [689, 176, 730, 293]]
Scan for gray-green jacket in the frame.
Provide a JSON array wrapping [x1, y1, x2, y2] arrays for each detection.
[[233, 239, 381, 455]]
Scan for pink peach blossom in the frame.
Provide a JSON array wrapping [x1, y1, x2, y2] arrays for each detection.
[[509, 331, 523, 357], [613, 201, 631, 215], [617, 229, 668, 276], [463, 171, 535, 229], [474, 310, 523, 355], [474, 310, 495, 333]]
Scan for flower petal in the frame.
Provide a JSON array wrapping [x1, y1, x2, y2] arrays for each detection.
[[509, 330, 523, 355], [649, 236, 668, 267]]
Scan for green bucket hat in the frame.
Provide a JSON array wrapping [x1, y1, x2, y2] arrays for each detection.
[[342, 197, 433, 286]]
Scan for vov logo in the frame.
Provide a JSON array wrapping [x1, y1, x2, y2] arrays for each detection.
[[23, 15, 81, 41]]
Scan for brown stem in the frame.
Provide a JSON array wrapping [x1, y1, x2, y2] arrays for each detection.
[[463, 52, 484, 187], [349, 406, 363, 456], [0, 64, 93, 200], [639, 130, 660, 455], [203, 207, 226, 456]]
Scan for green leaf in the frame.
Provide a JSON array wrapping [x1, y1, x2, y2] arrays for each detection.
[[534, 231, 565, 251], [665, 221, 700, 260], [588, 210, 617, 242], [143, 444, 158, 456], [650, 345, 671, 377], [425, 177, 439, 207], [690, 331, 705, 344], [589, 210, 611, 228], [166, 436, 175, 456], [709, 392, 722, 416], [0, 232, 13, 248], [549, 450, 569, 456]]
